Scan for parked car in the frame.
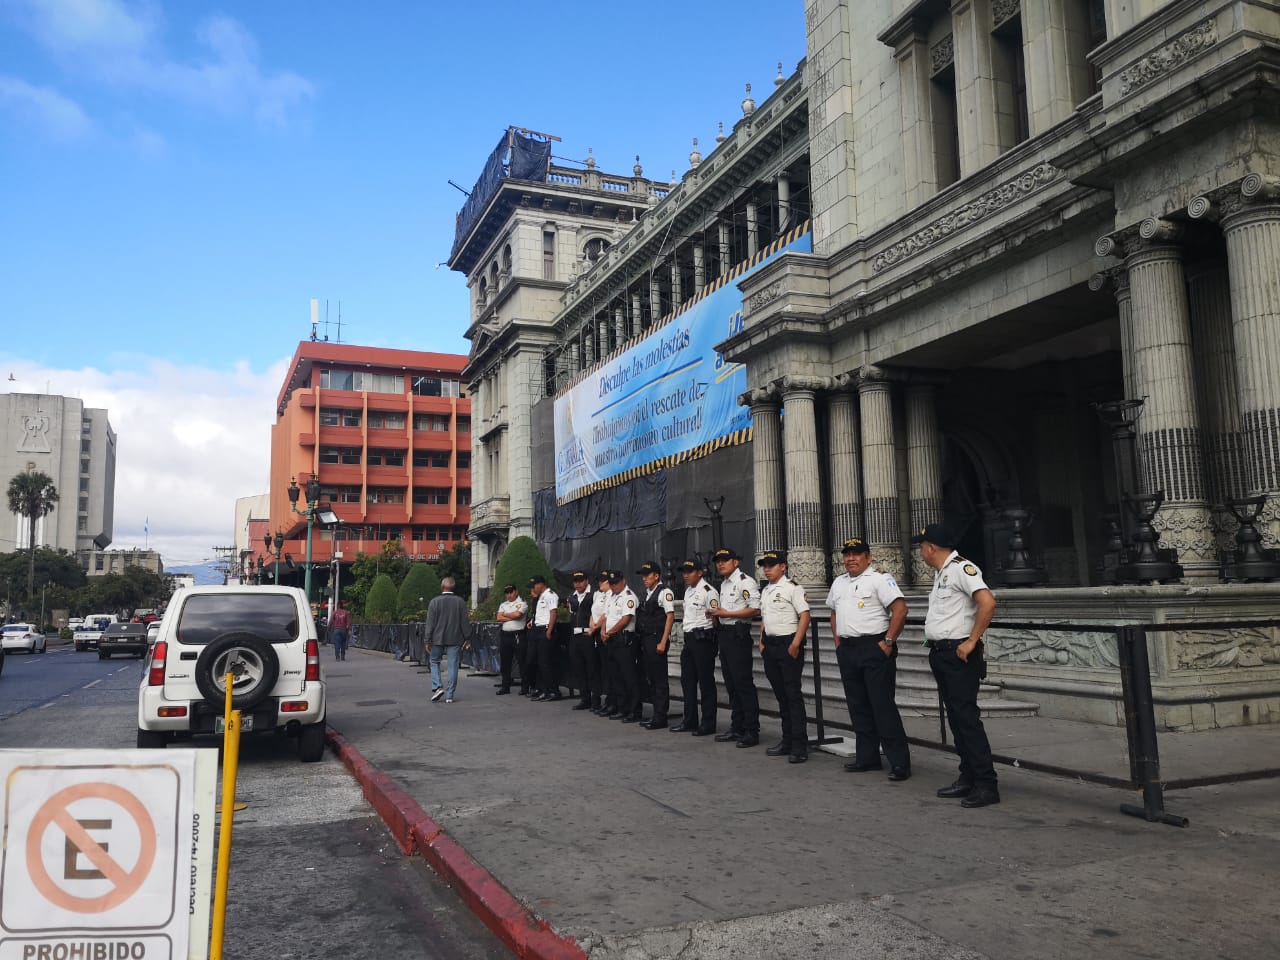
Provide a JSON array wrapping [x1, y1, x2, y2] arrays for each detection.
[[137, 586, 326, 761], [131, 608, 160, 624], [99, 622, 149, 659], [68, 617, 85, 631], [146, 621, 161, 647], [75, 614, 118, 652], [1, 623, 46, 654]]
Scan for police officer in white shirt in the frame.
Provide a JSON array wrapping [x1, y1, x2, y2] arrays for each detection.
[[826, 538, 911, 779], [757, 551, 811, 764], [635, 561, 676, 729], [914, 522, 1000, 808], [709, 547, 762, 747], [494, 583, 528, 696], [567, 571, 599, 712], [672, 559, 720, 735], [528, 575, 562, 702], [589, 572, 616, 716], [601, 570, 641, 722]]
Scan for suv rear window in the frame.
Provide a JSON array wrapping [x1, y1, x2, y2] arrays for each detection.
[[175, 594, 301, 646], [103, 623, 147, 637]]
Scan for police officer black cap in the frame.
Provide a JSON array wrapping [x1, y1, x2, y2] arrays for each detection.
[[712, 547, 739, 562], [636, 560, 661, 576], [757, 550, 787, 567], [911, 522, 958, 548], [528, 574, 547, 586], [571, 570, 588, 581], [596, 570, 612, 582], [503, 583, 518, 593], [841, 538, 871, 555], [679, 559, 703, 572], [607, 569, 626, 583]]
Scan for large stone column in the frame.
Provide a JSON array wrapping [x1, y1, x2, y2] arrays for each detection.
[[718, 222, 731, 276], [597, 316, 610, 357], [746, 386, 785, 555], [1108, 219, 1216, 577], [777, 177, 791, 236], [780, 376, 828, 587], [649, 275, 662, 326], [693, 243, 705, 293], [1217, 175, 1280, 541], [858, 370, 905, 580], [826, 375, 863, 568], [670, 259, 683, 310], [746, 201, 759, 258], [906, 382, 944, 586], [1089, 265, 1136, 401], [630, 293, 642, 340], [613, 305, 625, 351], [583, 324, 595, 365]]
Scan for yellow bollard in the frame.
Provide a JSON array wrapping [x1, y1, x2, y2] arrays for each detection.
[[210, 672, 241, 960]]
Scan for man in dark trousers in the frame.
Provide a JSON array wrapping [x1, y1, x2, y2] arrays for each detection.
[[529, 575, 561, 701], [671, 559, 720, 735], [424, 577, 473, 703], [567, 571, 599, 711], [601, 570, 640, 722], [635, 561, 676, 730], [494, 583, 528, 695], [589, 571, 615, 716], [915, 522, 1000, 808], [709, 547, 762, 748]]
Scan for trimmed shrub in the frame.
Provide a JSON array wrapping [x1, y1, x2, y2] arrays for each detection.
[[364, 573, 399, 624], [473, 535, 554, 620], [397, 563, 441, 622]]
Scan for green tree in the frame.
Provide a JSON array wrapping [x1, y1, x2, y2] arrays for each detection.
[[7, 470, 59, 596], [436, 541, 471, 600], [397, 563, 441, 622], [474, 535, 554, 620], [345, 540, 413, 618], [364, 573, 399, 623]]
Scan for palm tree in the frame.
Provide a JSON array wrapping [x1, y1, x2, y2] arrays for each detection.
[[7, 470, 59, 597]]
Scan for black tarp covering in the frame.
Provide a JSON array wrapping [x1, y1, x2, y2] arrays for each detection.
[[450, 130, 552, 262]]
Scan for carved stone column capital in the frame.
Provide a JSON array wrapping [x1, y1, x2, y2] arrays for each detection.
[[832, 371, 858, 392], [740, 383, 781, 409], [857, 364, 892, 385], [1095, 224, 1141, 259], [779, 374, 832, 397], [1088, 265, 1130, 298], [1138, 216, 1184, 245]]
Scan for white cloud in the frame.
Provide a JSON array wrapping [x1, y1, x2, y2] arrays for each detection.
[[0, 75, 92, 139], [6, 0, 314, 126], [1, 354, 290, 569]]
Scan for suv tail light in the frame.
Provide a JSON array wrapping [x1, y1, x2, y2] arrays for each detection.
[[148, 641, 167, 686], [305, 637, 320, 681]]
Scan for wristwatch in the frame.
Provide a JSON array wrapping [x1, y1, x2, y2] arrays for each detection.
[[883, 636, 897, 646]]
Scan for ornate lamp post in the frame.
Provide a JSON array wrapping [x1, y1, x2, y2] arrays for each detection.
[[288, 476, 338, 604], [263, 531, 285, 584]]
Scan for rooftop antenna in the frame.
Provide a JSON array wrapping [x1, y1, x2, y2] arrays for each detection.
[[310, 298, 320, 341], [336, 301, 343, 344]]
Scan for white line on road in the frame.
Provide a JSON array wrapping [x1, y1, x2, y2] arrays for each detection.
[[39, 702, 55, 709], [83, 679, 103, 689]]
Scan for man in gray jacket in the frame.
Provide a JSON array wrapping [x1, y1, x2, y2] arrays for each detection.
[[425, 577, 473, 703]]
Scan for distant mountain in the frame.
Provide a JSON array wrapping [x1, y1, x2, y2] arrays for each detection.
[[167, 562, 225, 586]]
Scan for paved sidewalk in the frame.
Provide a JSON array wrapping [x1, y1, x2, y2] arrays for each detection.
[[326, 649, 1280, 960]]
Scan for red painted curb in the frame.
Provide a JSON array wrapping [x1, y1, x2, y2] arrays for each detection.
[[327, 726, 588, 960]]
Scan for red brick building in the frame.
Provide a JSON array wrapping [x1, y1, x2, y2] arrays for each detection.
[[262, 342, 470, 583]]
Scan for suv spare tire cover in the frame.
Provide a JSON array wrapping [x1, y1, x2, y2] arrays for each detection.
[[195, 632, 281, 711]]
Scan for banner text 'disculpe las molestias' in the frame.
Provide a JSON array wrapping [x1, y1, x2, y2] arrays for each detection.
[[554, 227, 812, 502]]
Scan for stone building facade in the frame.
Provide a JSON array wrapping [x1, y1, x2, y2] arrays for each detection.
[[454, 2, 1280, 727]]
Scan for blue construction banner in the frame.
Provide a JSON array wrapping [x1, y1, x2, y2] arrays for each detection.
[[554, 224, 812, 502]]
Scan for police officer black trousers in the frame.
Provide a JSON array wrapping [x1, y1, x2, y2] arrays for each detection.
[[536, 630, 560, 698], [928, 641, 997, 788], [570, 632, 601, 707], [640, 634, 669, 726], [519, 630, 538, 695], [499, 629, 524, 692], [836, 636, 910, 770], [680, 628, 718, 731], [609, 635, 641, 719], [718, 624, 760, 736], [596, 641, 614, 713], [761, 636, 807, 756]]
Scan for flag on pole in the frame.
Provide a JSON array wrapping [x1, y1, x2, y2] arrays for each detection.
[[144, 517, 149, 535]]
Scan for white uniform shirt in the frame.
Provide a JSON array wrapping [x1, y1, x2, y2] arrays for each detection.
[[605, 587, 639, 633], [719, 568, 762, 621], [760, 576, 809, 636], [533, 588, 559, 627], [924, 552, 991, 641], [498, 598, 528, 632], [682, 580, 719, 631], [590, 589, 610, 629], [826, 569, 903, 636]]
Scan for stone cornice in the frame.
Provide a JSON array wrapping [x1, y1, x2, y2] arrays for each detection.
[[1118, 17, 1218, 96]]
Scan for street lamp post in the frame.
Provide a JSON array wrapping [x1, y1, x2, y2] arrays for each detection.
[[263, 531, 285, 584], [288, 476, 338, 605]]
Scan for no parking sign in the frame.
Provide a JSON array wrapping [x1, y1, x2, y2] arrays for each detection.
[[0, 751, 216, 960]]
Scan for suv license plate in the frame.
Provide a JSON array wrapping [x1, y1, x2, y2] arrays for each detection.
[[214, 715, 254, 734]]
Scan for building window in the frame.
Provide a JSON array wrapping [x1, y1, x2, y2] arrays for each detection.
[[339, 486, 362, 503], [414, 413, 449, 431], [95, 555, 104, 571], [320, 368, 354, 391], [367, 412, 406, 430], [929, 60, 960, 187], [320, 447, 340, 465], [992, 13, 1029, 149], [456, 452, 470, 470], [584, 237, 610, 263], [319, 407, 341, 426], [81, 440, 91, 455], [340, 447, 361, 465], [78, 518, 88, 533], [80, 458, 90, 475], [457, 489, 471, 506], [456, 417, 471, 434], [354, 371, 404, 394], [412, 487, 452, 505], [368, 448, 406, 467], [79, 477, 89, 492], [413, 376, 443, 396], [543, 230, 556, 281], [368, 487, 406, 505]]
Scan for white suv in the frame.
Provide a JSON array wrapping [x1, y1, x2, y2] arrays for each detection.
[[137, 586, 327, 762]]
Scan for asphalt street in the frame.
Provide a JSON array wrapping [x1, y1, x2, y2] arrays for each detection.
[[0, 642, 510, 960]]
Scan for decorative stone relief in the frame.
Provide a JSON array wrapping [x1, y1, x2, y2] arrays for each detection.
[[929, 34, 954, 76], [786, 548, 827, 586], [872, 163, 1060, 272], [984, 628, 1119, 668], [1119, 19, 1218, 96], [747, 281, 783, 312], [1151, 504, 1218, 565], [992, 0, 1020, 28], [17, 414, 51, 453], [1175, 627, 1280, 669]]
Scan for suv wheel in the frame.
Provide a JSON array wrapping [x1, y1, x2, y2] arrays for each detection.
[[297, 723, 326, 762], [137, 729, 167, 749], [195, 632, 280, 711]]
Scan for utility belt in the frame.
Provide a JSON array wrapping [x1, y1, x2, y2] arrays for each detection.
[[572, 627, 589, 635], [609, 632, 636, 647], [762, 632, 797, 646], [683, 627, 714, 641], [718, 620, 754, 635], [840, 632, 886, 645], [926, 637, 977, 652]]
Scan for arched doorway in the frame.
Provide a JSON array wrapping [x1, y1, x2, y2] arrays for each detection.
[[941, 430, 1020, 570]]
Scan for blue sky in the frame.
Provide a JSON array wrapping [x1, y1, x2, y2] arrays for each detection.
[[0, 0, 806, 565]]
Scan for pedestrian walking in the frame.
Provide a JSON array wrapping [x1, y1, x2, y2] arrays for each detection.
[[529, 575, 561, 701], [567, 572, 600, 711], [601, 570, 640, 722], [914, 523, 1000, 808], [709, 547, 761, 748], [635, 561, 676, 730], [424, 577, 472, 703], [827, 537, 911, 781], [757, 551, 811, 764], [328, 600, 352, 661], [495, 584, 527, 695], [671, 559, 719, 735]]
